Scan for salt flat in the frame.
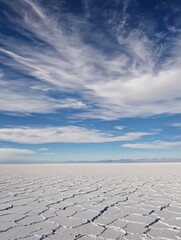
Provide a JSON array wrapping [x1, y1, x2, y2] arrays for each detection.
[[0, 163, 181, 240]]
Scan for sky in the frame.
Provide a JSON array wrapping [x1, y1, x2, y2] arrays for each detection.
[[0, 0, 181, 163]]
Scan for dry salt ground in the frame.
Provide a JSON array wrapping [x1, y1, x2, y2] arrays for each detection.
[[0, 163, 181, 240]]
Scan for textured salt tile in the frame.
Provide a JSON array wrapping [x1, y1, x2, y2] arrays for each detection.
[[28, 205, 49, 214], [90, 196, 105, 203], [65, 204, 85, 213], [103, 210, 127, 219], [11, 205, 37, 214], [94, 216, 115, 225], [121, 206, 151, 215], [47, 193, 64, 199], [0, 197, 14, 204], [162, 218, 181, 228], [140, 203, 161, 211], [0, 213, 25, 222], [99, 199, 128, 207], [35, 220, 59, 231], [154, 210, 181, 219], [105, 207, 120, 214], [125, 195, 141, 201], [148, 228, 179, 239], [41, 209, 57, 219], [141, 234, 159, 240], [66, 196, 92, 205], [0, 225, 39, 240], [17, 214, 44, 225], [68, 223, 104, 236], [108, 219, 127, 229], [55, 208, 76, 217], [80, 236, 102, 239], [34, 228, 54, 237], [123, 234, 145, 240], [49, 201, 72, 210], [45, 233, 75, 240], [0, 221, 16, 232], [0, 212, 11, 219], [0, 204, 13, 211], [124, 222, 146, 234], [117, 200, 139, 208], [0, 193, 10, 198], [10, 198, 36, 207], [22, 235, 41, 240], [73, 209, 99, 220], [171, 201, 181, 207], [100, 227, 125, 239], [50, 216, 86, 227], [139, 205, 157, 212], [124, 214, 154, 224], [55, 226, 80, 236], [167, 206, 181, 213], [148, 220, 169, 229], [79, 204, 105, 212]]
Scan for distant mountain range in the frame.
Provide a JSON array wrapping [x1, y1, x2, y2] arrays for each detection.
[[63, 158, 181, 164], [1, 158, 181, 164]]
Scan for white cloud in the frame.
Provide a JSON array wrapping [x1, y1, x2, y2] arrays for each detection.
[[172, 123, 181, 128], [115, 125, 125, 130], [0, 0, 180, 119], [0, 77, 86, 114], [122, 141, 181, 149], [0, 126, 153, 144], [38, 148, 49, 151], [81, 68, 181, 119], [0, 148, 34, 161]]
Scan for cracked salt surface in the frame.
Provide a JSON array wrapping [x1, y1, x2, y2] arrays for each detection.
[[0, 163, 181, 240]]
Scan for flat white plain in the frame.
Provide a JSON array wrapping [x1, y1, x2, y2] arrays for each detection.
[[0, 163, 181, 240]]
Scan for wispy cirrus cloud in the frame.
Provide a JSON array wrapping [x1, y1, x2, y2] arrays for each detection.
[[115, 125, 126, 130], [38, 148, 49, 151], [0, 0, 180, 119], [122, 141, 181, 149], [0, 148, 34, 161], [0, 74, 86, 114], [171, 123, 181, 128], [0, 126, 154, 144]]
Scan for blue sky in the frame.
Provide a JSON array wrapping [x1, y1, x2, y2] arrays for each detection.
[[0, 0, 181, 162]]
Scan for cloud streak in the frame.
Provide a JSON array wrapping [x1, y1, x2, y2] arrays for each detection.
[[0, 126, 153, 144], [172, 123, 181, 128], [0, 0, 180, 119], [0, 74, 86, 114], [122, 141, 181, 149], [0, 148, 34, 161]]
